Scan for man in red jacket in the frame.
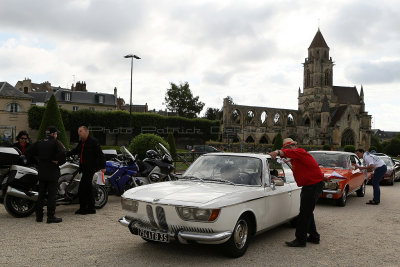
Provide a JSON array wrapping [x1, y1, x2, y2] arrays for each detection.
[[269, 138, 325, 247]]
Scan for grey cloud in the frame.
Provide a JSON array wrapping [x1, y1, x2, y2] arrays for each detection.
[[347, 60, 400, 84]]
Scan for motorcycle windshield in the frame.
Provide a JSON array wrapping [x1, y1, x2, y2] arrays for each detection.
[[120, 146, 135, 161], [157, 143, 171, 157]]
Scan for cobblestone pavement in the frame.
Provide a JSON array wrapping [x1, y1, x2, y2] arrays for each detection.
[[1, 182, 400, 266]]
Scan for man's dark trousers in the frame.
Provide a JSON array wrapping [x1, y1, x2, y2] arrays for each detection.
[[78, 171, 95, 211], [36, 180, 57, 218], [295, 181, 324, 243]]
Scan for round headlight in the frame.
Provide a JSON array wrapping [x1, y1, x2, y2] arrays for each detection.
[[181, 208, 192, 219], [149, 173, 160, 182]]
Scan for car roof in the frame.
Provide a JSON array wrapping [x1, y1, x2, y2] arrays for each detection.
[[309, 150, 356, 155], [202, 152, 272, 159]]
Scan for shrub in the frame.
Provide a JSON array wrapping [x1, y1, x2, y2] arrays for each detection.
[[128, 133, 169, 160], [343, 145, 356, 153], [322, 144, 331, 151]]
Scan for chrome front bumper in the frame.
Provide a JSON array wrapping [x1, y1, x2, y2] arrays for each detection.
[[322, 189, 341, 194], [119, 216, 232, 244]]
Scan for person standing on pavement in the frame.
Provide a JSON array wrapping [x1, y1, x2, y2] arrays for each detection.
[[67, 126, 105, 215], [355, 148, 387, 205], [25, 126, 66, 223], [12, 130, 31, 155], [269, 138, 325, 247]]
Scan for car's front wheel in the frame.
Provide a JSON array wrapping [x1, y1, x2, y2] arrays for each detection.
[[336, 187, 348, 207], [389, 173, 395, 186], [222, 215, 251, 258], [356, 181, 366, 197]]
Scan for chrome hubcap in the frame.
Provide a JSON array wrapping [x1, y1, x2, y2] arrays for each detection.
[[233, 219, 248, 249]]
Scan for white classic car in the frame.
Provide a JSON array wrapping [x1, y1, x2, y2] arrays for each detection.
[[119, 153, 300, 257]]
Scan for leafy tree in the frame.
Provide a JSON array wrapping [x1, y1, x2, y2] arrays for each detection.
[[37, 94, 69, 148], [166, 132, 177, 160], [370, 135, 383, 152], [272, 132, 283, 151], [225, 96, 235, 105], [384, 137, 400, 156], [128, 133, 169, 160], [164, 82, 205, 118], [204, 107, 222, 120]]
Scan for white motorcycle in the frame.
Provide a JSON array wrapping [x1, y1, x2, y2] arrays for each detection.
[[0, 147, 108, 218]]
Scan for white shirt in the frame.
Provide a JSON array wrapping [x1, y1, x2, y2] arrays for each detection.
[[363, 152, 385, 170]]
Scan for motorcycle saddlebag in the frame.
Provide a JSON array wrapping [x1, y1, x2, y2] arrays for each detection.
[[0, 147, 20, 166], [8, 169, 38, 190]]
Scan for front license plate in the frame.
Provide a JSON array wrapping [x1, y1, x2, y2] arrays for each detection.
[[138, 228, 169, 243]]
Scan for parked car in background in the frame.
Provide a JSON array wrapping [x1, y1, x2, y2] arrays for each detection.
[[368, 153, 399, 185], [190, 145, 219, 153], [119, 153, 299, 258], [309, 151, 366, 207]]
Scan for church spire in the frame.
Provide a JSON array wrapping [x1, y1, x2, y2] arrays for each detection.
[[309, 28, 329, 49]]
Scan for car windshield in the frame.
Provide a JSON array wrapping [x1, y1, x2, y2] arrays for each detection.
[[182, 155, 262, 185], [380, 157, 393, 167], [309, 152, 350, 169]]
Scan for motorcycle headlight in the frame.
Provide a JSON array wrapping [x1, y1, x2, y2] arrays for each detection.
[[121, 197, 138, 212], [149, 173, 160, 182], [176, 207, 220, 222]]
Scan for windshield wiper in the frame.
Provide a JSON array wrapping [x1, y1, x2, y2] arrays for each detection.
[[203, 177, 235, 185], [181, 175, 204, 182]]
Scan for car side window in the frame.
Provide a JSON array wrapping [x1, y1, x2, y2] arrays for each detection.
[[350, 155, 361, 167], [267, 158, 295, 183]]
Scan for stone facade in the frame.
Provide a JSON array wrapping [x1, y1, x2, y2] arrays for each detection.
[[222, 29, 371, 149], [0, 82, 32, 142]]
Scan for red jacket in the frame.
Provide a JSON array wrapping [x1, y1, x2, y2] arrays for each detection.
[[281, 148, 323, 186]]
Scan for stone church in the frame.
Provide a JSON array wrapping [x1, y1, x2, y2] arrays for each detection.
[[221, 29, 371, 149]]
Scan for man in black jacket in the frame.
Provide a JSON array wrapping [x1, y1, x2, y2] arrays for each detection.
[[25, 126, 66, 223], [67, 126, 105, 215]]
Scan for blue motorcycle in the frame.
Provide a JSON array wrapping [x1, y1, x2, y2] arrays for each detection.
[[104, 146, 148, 196]]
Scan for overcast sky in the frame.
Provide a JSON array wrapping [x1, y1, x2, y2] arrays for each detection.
[[1, 0, 399, 131]]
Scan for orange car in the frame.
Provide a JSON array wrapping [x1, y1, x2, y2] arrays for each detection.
[[309, 151, 367, 207]]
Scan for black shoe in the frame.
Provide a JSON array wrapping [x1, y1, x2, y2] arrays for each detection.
[[36, 217, 43, 222], [285, 239, 306, 247], [47, 216, 62, 224], [307, 236, 320, 244], [86, 209, 96, 214], [75, 209, 87, 215]]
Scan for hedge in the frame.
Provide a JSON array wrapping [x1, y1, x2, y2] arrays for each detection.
[[28, 106, 220, 141]]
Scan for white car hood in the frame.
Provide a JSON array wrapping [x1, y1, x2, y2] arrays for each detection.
[[122, 180, 259, 207]]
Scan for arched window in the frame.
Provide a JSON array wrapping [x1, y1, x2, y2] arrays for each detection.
[[324, 70, 331, 86], [6, 103, 22, 113], [341, 129, 355, 146], [287, 114, 294, 126], [306, 70, 311, 87], [231, 109, 241, 124], [245, 136, 255, 143], [260, 111, 267, 124], [304, 117, 310, 127], [259, 136, 269, 144], [246, 110, 255, 123]]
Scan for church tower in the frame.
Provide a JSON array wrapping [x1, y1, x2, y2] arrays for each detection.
[[299, 29, 334, 126]]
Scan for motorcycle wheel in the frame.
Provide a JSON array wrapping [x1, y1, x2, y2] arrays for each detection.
[[4, 194, 36, 218], [94, 185, 108, 209]]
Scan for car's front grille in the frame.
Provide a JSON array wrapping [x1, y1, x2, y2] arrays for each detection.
[[137, 205, 214, 234]]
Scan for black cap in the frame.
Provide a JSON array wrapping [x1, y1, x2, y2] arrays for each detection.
[[46, 126, 59, 134]]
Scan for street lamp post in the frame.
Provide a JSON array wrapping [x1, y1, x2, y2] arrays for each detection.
[[124, 54, 141, 129]]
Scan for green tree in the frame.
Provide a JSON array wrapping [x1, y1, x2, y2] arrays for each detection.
[[370, 135, 383, 152], [37, 94, 69, 148], [384, 137, 400, 156], [272, 132, 283, 151], [128, 133, 169, 160], [204, 107, 222, 120], [166, 132, 177, 160], [164, 82, 205, 118]]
